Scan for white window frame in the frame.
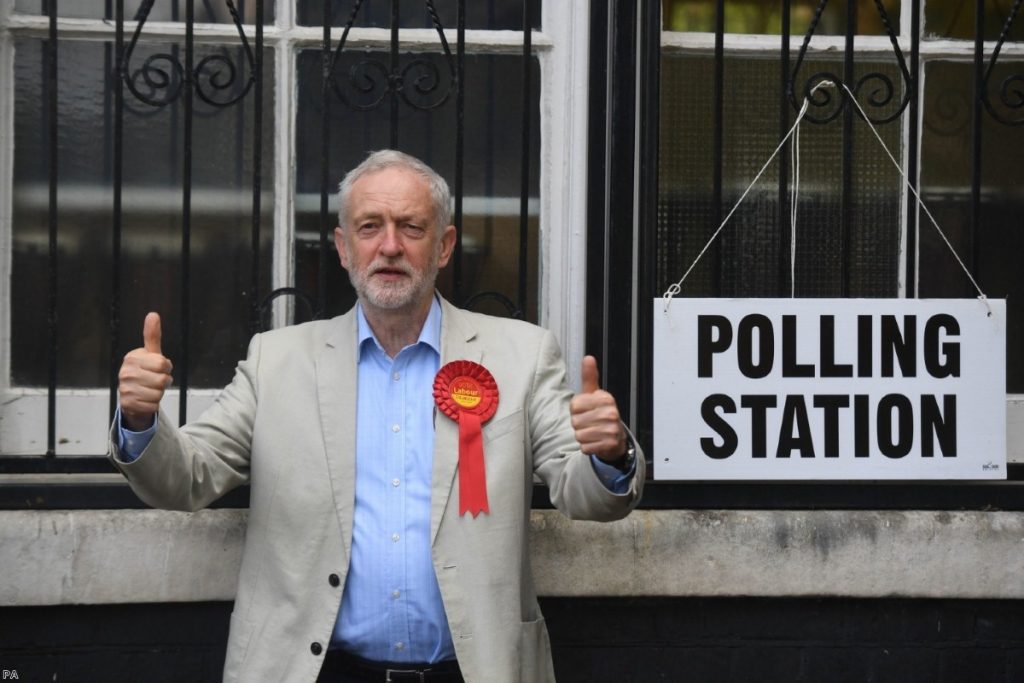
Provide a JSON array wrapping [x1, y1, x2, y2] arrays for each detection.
[[660, 2, 1024, 463], [0, 1, 592, 456]]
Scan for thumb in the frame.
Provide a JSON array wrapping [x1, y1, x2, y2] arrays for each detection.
[[580, 355, 600, 394], [143, 312, 162, 354]]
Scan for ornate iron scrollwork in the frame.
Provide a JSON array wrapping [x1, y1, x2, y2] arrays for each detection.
[[981, 0, 1024, 126], [122, 0, 256, 109], [789, 0, 912, 124], [462, 291, 524, 320], [924, 87, 971, 137], [259, 287, 319, 332], [328, 0, 457, 112]]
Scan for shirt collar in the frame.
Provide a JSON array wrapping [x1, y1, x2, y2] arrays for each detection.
[[356, 294, 442, 361]]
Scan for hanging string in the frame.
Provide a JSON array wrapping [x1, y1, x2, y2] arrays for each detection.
[[662, 80, 832, 310], [834, 81, 989, 308], [662, 79, 990, 313]]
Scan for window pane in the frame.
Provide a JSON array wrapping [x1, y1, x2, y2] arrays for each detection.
[[662, 0, 900, 36], [925, 0, 1024, 41], [658, 55, 903, 298], [12, 38, 274, 388], [919, 60, 1024, 391], [292, 49, 540, 322], [13, 0, 274, 23], [296, 0, 541, 30]]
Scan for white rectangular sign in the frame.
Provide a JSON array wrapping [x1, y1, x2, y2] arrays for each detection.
[[653, 298, 1006, 480]]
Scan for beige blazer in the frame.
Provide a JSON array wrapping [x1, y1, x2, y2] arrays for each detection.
[[109, 297, 645, 683]]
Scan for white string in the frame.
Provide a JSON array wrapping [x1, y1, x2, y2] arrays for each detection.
[[834, 81, 990, 310], [662, 80, 990, 313], [662, 81, 831, 310]]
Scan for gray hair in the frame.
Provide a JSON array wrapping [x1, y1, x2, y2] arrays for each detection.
[[337, 150, 452, 230]]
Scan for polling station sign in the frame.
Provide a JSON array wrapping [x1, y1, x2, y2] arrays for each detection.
[[653, 298, 1006, 480]]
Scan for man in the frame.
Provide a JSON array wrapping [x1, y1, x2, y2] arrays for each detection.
[[111, 150, 644, 682]]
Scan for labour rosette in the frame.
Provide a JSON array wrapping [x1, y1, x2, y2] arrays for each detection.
[[433, 360, 499, 517]]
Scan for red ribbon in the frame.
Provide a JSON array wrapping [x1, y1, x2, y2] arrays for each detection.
[[433, 361, 499, 517]]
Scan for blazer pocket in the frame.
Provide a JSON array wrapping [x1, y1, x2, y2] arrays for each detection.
[[519, 616, 555, 682], [484, 409, 524, 443]]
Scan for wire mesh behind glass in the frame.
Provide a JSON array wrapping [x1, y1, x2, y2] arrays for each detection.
[[658, 55, 903, 300]]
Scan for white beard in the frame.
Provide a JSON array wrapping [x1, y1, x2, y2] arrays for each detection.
[[347, 256, 440, 311]]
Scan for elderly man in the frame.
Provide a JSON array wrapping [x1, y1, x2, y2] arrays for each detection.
[[111, 150, 644, 682]]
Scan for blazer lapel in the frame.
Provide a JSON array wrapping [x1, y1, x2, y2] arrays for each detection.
[[431, 298, 482, 545], [317, 310, 359, 560]]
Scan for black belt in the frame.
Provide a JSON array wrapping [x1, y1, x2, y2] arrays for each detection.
[[320, 649, 463, 683]]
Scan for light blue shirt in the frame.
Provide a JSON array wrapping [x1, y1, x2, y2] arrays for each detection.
[[116, 296, 634, 663], [335, 297, 453, 662]]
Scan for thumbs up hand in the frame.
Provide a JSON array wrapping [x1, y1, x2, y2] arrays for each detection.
[[569, 355, 627, 461], [118, 312, 173, 431]]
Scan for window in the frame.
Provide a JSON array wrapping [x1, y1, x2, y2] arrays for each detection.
[[0, 1, 592, 458], [587, 0, 1024, 472]]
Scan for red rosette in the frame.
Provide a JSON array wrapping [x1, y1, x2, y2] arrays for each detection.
[[434, 361, 499, 517]]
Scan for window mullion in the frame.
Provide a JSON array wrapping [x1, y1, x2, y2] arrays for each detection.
[[540, 0, 590, 373], [272, 31, 297, 329], [276, 0, 295, 33], [900, 0, 913, 39], [4, 15, 257, 43]]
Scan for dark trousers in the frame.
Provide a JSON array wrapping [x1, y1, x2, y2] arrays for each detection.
[[317, 650, 464, 683]]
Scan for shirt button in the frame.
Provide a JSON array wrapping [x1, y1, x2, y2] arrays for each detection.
[[392, 533, 400, 542], [392, 590, 401, 599], [328, 573, 340, 587], [310, 642, 323, 656], [393, 372, 401, 381], [392, 424, 400, 433], [395, 642, 405, 652], [392, 478, 400, 487]]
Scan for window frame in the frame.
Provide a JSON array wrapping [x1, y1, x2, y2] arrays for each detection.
[[0, 1, 594, 457], [587, 0, 1024, 474]]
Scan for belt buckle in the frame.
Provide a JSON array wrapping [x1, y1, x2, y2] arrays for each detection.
[[385, 668, 426, 683]]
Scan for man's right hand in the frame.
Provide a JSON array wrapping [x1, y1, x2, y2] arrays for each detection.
[[118, 312, 173, 432]]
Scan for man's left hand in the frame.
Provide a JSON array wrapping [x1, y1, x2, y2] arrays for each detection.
[[570, 355, 627, 461]]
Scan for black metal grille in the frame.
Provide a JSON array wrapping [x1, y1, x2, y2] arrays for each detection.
[[5, 0, 539, 468], [589, 0, 1024, 478]]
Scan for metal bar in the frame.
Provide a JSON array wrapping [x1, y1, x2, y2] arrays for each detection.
[[7, 478, 1024, 511], [970, 0, 984, 287], [602, 0, 638, 421], [711, 0, 724, 295], [778, 0, 792, 296], [318, 0, 331, 317], [111, 0, 125, 421], [250, 0, 263, 334], [103, 33, 113, 417], [517, 0, 533, 315], [584, 0, 609, 357], [905, 0, 921, 297], [46, 0, 59, 457], [390, 0, 399, 148], [840, 0, 856, 297], [179, 0, 194, 426], [5, 479, 1024, 511], [453, 0, 465, 304], [636, 0, 660, 457]]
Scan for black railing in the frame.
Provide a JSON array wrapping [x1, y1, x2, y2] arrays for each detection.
[[7, 0, 538, 474], [588, 0, 1024, 496], [111, 0, 264, 428]]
